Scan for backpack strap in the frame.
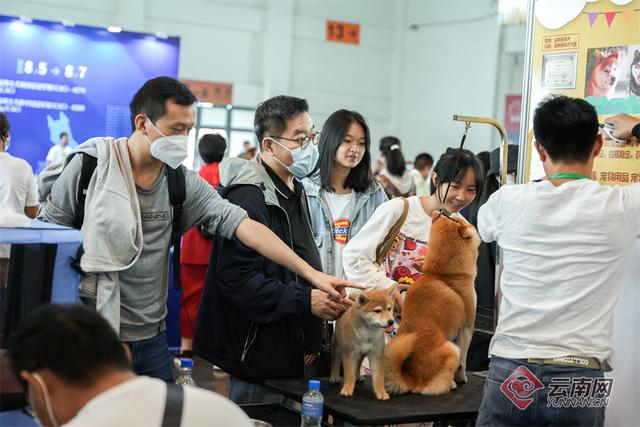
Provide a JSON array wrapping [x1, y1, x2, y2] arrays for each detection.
[[375, 198, 409, 265], [161, 383, 184, 427], [70, 157, 188, 284], [167, 166, 186, 290], [74, 154, 97, 229]]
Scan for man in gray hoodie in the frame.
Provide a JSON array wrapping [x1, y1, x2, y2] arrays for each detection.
[[40, 77, 356, 381]]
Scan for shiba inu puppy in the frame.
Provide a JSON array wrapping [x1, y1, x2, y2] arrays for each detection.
[[330, 287, 395, 400], [586, 50, 620, 98], [384, 212, 479, 395]]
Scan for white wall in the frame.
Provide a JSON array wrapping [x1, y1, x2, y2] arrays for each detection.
[[397, 0, 502, 162], [0, 0, 526, 163], [290, 0, 398, 155], [494, 24, 526, 139]]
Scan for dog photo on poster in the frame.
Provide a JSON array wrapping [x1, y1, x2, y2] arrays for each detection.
[[585, 45, 640, 99]]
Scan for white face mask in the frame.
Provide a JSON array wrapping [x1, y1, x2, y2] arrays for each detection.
[[2, 134, 9, 151], [143, 118, 188, 169], [30, 373, 60, 427], [270, 138, 319, 179]]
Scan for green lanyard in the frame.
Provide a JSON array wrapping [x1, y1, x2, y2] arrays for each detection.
[[548, 173, 590, 180]]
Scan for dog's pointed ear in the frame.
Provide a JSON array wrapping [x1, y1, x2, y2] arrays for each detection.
[[348, 291, 361, 303], [431, 211, 442, 222], [458, 224, 473, 240], [356, 293, 369, 305]]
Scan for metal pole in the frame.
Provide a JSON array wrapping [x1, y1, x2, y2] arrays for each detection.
[[517, 0, 536, 184], [453, 114, 509, 332], [452, 115, 510, 185]]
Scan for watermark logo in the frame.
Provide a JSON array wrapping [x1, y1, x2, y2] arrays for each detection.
[[500, 366, 544, 410], [500, 367, 614, 410], [547, 377, 613, 408]]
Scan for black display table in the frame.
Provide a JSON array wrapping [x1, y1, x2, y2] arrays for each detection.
[[265, 375, 485, 426], [240, 403, 303, 426]]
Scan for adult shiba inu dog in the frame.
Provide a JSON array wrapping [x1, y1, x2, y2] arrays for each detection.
[[384, 212, 479, 395], [629, 50, 640, 97], [585, 50, 620, 98], [330, 287, 395, 400]]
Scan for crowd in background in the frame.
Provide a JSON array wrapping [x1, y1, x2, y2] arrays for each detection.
[[1, 76, 639, 427]]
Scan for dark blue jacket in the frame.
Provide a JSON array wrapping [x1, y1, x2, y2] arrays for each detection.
[[193, 158, 315, 382]]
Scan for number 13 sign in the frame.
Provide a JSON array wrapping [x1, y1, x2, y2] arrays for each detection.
[[326, 20, 360, 45]]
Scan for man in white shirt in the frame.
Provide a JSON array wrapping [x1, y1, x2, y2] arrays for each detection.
[[0, 113, 38, 220], [476, 96, 640, 426], [0, 113, 39, 283], [8, 304, 252, 427], [46, 132, 72, 165]]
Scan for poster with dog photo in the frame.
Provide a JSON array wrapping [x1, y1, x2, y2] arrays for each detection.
[[584, 45, 640, 99]]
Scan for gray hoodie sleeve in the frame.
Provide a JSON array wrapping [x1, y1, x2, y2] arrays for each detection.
[[40, 154, 82, 227], [182, 169, 248, 239]]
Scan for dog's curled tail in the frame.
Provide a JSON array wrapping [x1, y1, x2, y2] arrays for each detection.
[[384, 332, 417, 394]]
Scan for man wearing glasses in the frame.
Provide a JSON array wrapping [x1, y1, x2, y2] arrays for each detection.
[[194, 95, 351, 404]]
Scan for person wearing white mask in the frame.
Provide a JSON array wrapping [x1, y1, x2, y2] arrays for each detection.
[[9, 304, 252, 427], [39, 79, 360, 382], [0, 113, 39, 221], [194, 95, 352, 405], [0, 112, 39, 285]]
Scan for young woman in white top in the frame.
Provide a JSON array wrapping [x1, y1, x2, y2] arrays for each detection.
[[343, 148, 484, 336], [303, 110, 387, 279]]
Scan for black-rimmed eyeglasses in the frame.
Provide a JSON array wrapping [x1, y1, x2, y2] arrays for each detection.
[[270, 131, 320, 150]]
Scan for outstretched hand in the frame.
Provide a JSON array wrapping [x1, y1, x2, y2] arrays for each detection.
[[309, 270, 365, 299]]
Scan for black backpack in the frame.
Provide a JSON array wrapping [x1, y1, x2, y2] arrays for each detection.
[[72, 154, 185, 289]]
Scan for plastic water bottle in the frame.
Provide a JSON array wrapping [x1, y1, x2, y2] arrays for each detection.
[[175, 358, 196, 386], [300, 379, 323, 427]]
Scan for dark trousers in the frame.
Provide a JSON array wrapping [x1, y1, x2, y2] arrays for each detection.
[[229, 357, 328, 404], [476, 355, 606, 426], [126, 331, 173, 382]]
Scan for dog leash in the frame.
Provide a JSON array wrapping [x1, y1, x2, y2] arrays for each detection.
[[438, 121, 471, 217]]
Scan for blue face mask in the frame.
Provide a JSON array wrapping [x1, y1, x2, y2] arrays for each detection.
[[270, 139, 319, 179]]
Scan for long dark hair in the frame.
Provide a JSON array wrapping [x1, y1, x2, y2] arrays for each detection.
[[382, 143, 406, 177], [430, 148, 484, 200], [316, 109, 374, 193], [464, 151, 496, 227]]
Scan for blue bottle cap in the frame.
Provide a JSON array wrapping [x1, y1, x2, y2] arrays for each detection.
[[308, 379, 320, 390], [180, 358, 193, 368]]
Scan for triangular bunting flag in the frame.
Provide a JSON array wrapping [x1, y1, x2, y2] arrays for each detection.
[[604, 11, 617, 27], [621, 10, 634, 25], [588, 12, 598, 26]]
